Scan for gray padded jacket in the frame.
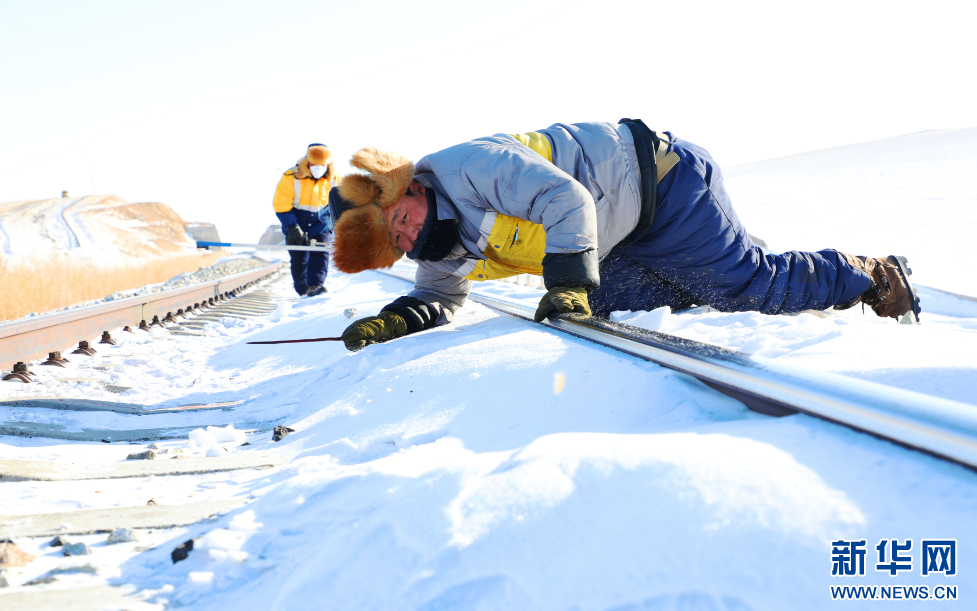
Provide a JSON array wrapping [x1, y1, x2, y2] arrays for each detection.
[[406, 121, 643, 324]]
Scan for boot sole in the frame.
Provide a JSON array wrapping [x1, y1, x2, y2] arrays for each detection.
[[887, 255, 922, 321]]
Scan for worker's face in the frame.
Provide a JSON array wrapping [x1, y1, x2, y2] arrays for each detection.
[[383, 182, 428, 252]]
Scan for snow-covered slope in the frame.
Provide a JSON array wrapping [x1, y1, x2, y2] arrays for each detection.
[[724, 127, 977, 298], [2, 264, 976, 610], [0, 195, 196, 264], [3, 131, 977, 610]]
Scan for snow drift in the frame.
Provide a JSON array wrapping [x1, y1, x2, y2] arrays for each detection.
[[724, 127, 977, 298]]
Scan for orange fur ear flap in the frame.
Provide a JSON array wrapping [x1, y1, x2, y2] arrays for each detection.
[[349, 147, 415, 209], [333, 204, 404, 273], [332, 146, 414, 272], [338, 174, 383, 207], [350, 146, 411, 175], [293, 158, 310, 179]]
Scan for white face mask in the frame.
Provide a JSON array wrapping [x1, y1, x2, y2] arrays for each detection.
[[310, 164, 327, 179]]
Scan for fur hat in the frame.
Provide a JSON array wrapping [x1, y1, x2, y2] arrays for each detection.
[[333, 146, 415, 273], [306, 144, 332, 166]]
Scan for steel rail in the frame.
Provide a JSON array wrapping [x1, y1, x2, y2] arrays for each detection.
[[0, 262, 283, 370], [196, 240, 330, 252], [375, 265, 977, 470]]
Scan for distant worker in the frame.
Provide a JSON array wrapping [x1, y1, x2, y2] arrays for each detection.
[[61, 190, 69, 198], [272, 143, 337, 297], [329, 120, 920, 350]]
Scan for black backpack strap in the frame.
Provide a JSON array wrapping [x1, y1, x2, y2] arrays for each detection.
[[618, 118, 660, 246]]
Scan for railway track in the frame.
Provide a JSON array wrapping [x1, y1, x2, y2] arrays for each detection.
[[0, 261, 284, 373], [1, 255, 974, 471], [376, 263, 977, 472]]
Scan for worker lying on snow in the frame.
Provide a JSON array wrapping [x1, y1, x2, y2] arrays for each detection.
[[272, 143, 337, 297], [328, 120, 920, 351]]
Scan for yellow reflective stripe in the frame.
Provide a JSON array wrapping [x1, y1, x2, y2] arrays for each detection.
[[465, 127, 674, 283], [510, 132, 553, 162], [459, 131, 555, 281], [289, 176, 331, 212], [463, 214, 546, 281]]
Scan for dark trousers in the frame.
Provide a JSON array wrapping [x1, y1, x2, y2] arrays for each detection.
[[289, 232, 329, 295], [589, 136, 872, 318]]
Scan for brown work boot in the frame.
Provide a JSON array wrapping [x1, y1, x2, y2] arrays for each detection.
[[836, 254, 921, 321]]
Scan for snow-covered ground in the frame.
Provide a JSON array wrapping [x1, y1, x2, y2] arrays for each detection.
[[724, 127, 977, 298], [2, 130, 976, 609], [2, 260, 976, 610]]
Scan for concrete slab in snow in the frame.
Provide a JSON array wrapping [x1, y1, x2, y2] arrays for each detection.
[[0, 397, 244, 415], [0, 450, 286, 482], [0, 584, 146, 611], [0, 498, 250, 538], [0, 421, 266, 442]]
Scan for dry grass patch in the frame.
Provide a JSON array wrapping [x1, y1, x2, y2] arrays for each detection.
[[0, 252, 221, 322]]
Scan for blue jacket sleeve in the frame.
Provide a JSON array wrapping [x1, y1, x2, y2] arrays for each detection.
[[276, 210, 298, 229]]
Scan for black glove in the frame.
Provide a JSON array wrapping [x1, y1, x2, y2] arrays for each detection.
[[341, 312, 409, 351], [534, 286, 591, 322], [286, 224, 308, 246]]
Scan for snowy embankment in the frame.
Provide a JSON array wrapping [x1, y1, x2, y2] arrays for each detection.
[[724, 127, 977, 299], [0, 195, 196, 264], [2, 260, 976, 610], [2, 130, 976, 609]]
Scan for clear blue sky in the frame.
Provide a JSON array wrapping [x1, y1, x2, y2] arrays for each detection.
[[1, 0, 973, 242]]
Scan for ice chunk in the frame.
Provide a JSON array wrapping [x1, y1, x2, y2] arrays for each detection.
[[62, 542, 91, 556], [187, 571, 214, 585], [188, 428, 218, 448], [206, 424, 246, 444], [269, 301, 292, 322], [197, 528, 248, 552], [227, 550, 248, 564], [206, 549, 228, 562], [228, 510, 262, 532], [107, 528, 139, 544], [126, 450, 157, 460]]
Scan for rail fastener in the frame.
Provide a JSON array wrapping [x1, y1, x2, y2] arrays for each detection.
[[72, 341, 97, 356], [41, 352, 70, 367], [2, 362, 36, 383]]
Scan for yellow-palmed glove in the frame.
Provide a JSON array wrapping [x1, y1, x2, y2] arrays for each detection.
[[341, 311, 408, 351], [534, 286, 591, 322]]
